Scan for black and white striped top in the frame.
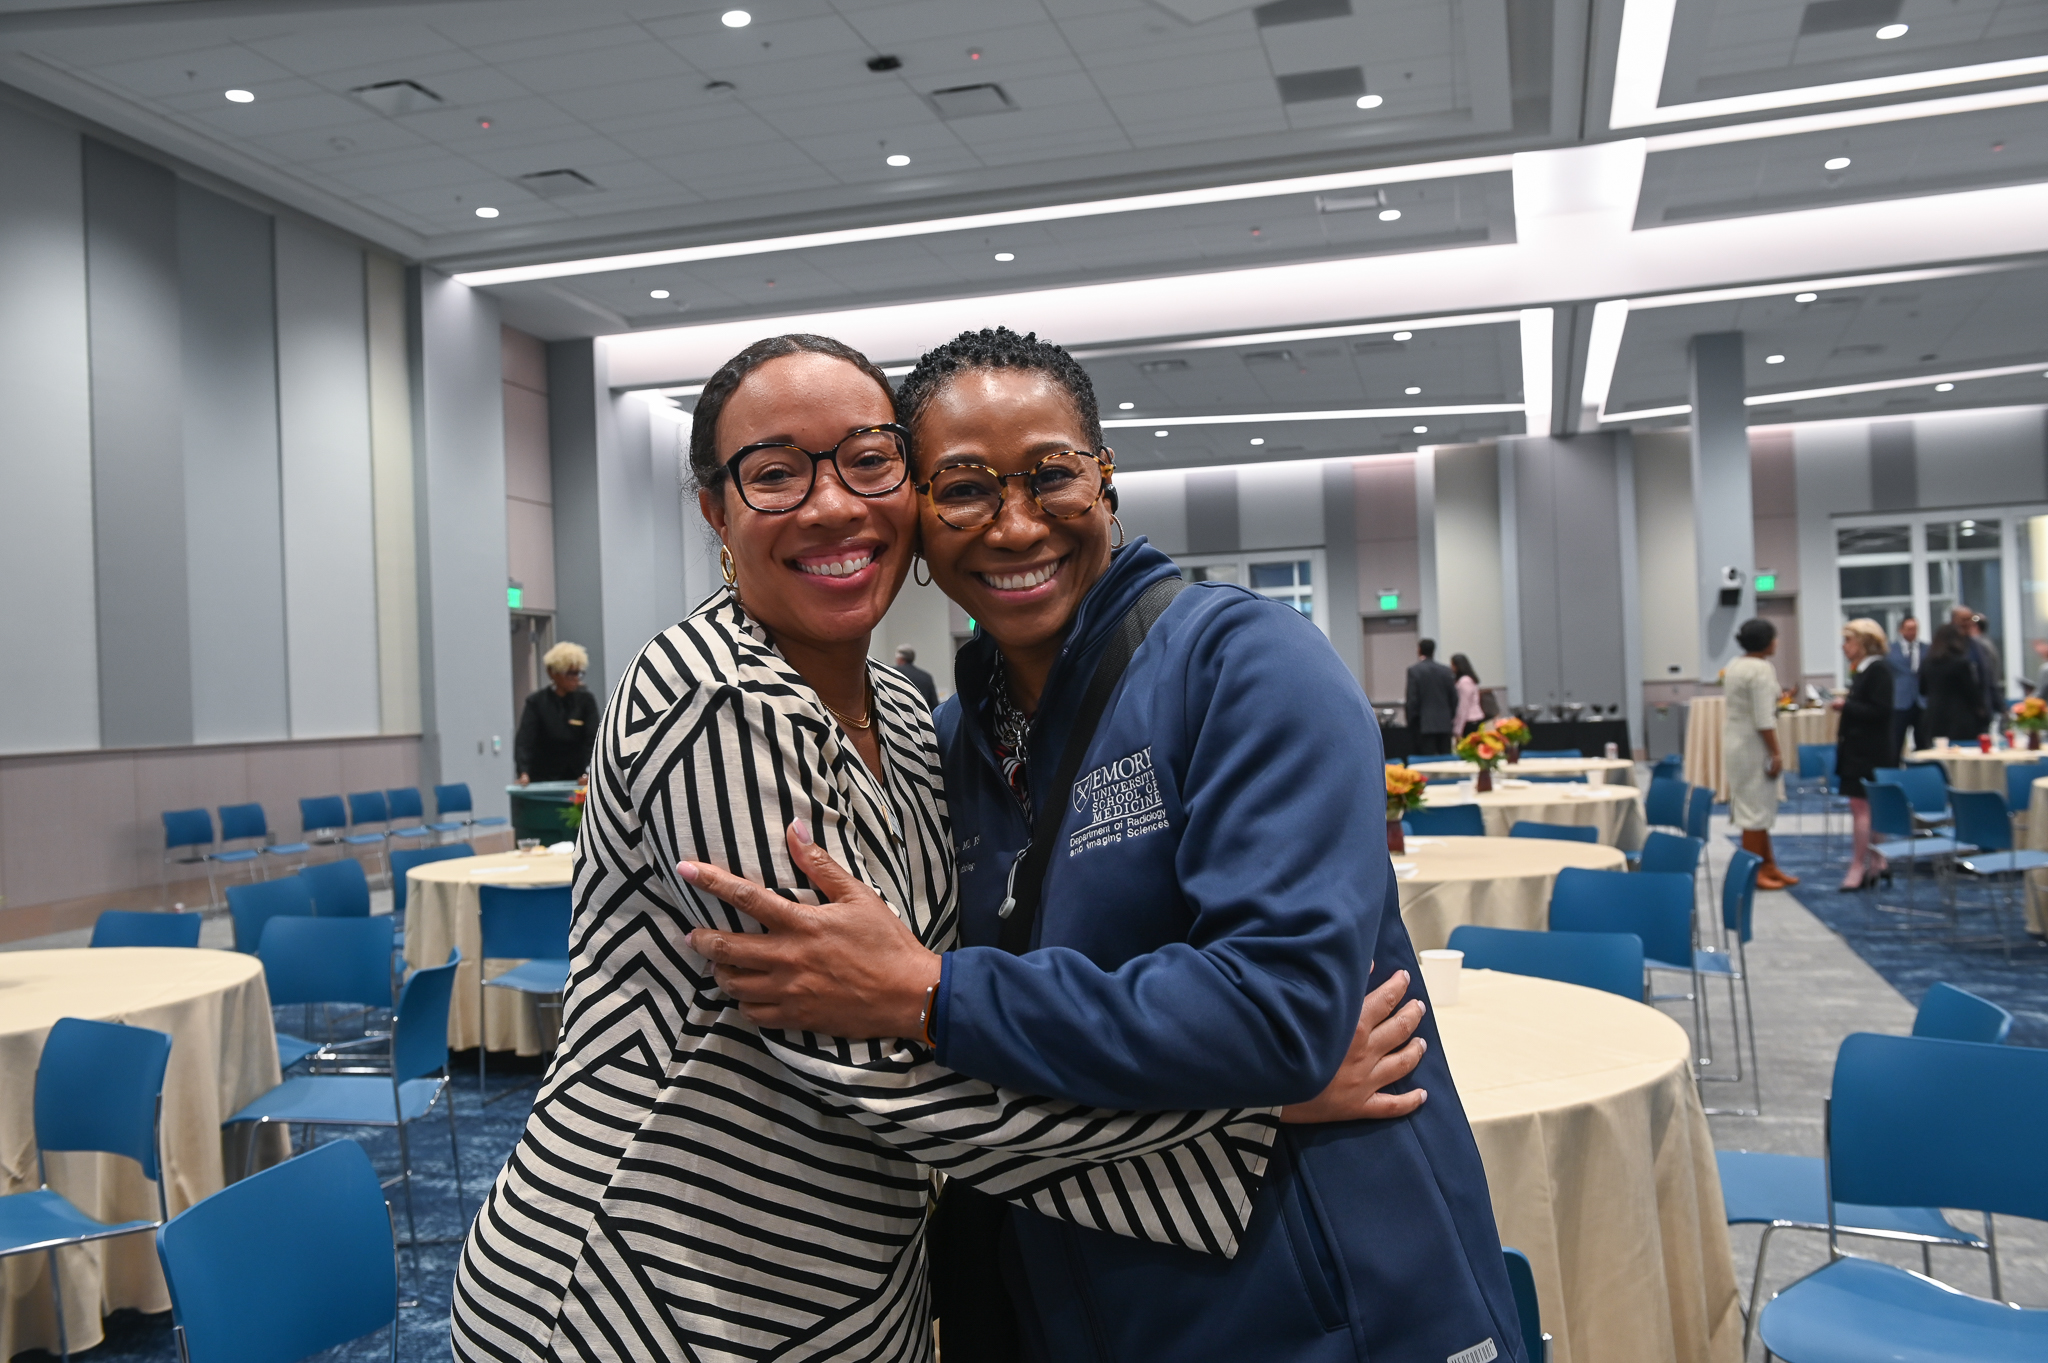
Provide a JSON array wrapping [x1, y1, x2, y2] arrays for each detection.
[[452, 591, 1278, 1363]]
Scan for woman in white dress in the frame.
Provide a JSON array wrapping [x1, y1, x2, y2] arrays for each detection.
[[1723, 617, 1797, 889]]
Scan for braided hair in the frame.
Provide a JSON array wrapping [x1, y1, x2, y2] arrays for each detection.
[[892, 327, 1104, 452], [686, 334, 892, 493]]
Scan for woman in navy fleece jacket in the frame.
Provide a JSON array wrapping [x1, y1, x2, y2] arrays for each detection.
[[687, 327, 1524, 1363]]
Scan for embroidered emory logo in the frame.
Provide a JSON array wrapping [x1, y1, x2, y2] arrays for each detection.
[[1447, 1339, 1498, 1363], [1067, 747, 1169, 857]]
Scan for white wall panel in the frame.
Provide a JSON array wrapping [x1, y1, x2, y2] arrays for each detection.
[[0, 104, 99, 754], [1110, 469, 1188, 554], [1634, 432, 1700, 682], [1238, 461, 1324, 550], [276, 220, 380, 738], [366, 254, 421, 736], [1793, 422, 1874, 683], [1912, 409, 2048, 509], [1431, 444, 1507, 689]]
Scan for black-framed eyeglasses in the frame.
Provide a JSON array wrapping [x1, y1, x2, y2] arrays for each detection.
[[719, 424, 911, 514], [917, 451, 1114, 531]]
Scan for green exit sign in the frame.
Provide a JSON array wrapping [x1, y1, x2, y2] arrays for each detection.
[[1753, 575, 1776, 593], [507, 586, 523, 609], [1378, 592, 1401, 610]]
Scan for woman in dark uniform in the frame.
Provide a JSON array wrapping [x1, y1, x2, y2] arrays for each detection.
[[514, 641, 600, 784], [1836, 618, 1897, 891]]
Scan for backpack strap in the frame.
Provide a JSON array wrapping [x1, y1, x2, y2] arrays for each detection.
[[996, 576, 1186, 955]]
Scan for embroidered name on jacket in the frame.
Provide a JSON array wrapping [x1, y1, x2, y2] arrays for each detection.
[[1068, 747, 1169, 856]]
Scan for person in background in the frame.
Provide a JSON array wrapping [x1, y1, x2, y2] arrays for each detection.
[[2033, 637, 2048, 697], [1886, 615, 1923, 756], [1835, 618, 1899, 891], [1948, 605, 1996, 731], [1405, 638, 1459, 755], [1920, 622, 1988, 744], [892, 644, 940, 708], [1971, 611, 2005, 721], [513, 641, 599, 785], [1724, 618, 1797, 890], [1450, 653, 1485, 737]]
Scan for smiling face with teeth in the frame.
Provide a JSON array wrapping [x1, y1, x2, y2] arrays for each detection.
[[698, 352, 915, 664], [913, 369, 1117, 706]]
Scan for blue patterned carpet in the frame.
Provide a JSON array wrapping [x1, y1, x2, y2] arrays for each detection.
[[1766, 831, 2048, 1048], [16, 1048, 542, 1363]]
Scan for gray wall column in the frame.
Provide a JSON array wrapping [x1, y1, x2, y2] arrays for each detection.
[[1414, 450, 1440, 644], [1321, 459, 1363, 683], [1688, 331, 1755, 674], [409, 269, 512, 813], [1504, 435, 1629, 714], [547, 339, 607, 693]]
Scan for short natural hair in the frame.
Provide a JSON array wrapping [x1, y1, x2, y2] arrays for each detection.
[[686, 335, 893, 494], [543, 641, 589, 676], [1735, 617, 1777, 653], [1842, 618, 1888, 657], [1417, 638, 1437, 658], [892, 327, 1104, 459], [895, 646, 916, 663]]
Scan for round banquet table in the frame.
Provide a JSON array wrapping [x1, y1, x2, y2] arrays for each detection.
[[0, 948, 283, 1358], [1393, 835, 1628, 950], [1414, 757, 1637, 786], [1906, 745, 2044, 792], [1438, 968, 1741, 1363], [1683, 696, 1838, 801], [405, 848, 576, 1053], [2023, 774, 2048, 937], [1419, 780, 1646, 848]]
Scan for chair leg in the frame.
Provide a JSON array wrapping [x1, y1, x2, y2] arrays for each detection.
[[1743, 1224, 1779, 1362], [47, 1246, 70, 1363], [446, 1082, 467, 1215], [1986, 1214, 2002, 1303], [394, 1116, 423, 1302], [478, 973, 488, 1098]]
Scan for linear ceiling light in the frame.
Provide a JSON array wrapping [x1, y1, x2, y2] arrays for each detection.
[[1100, 405, 1523, 428], [450, 154, 1513, 286], [1598, 360, 2048, 423], [1068, 311, 1522, 361], [1641, 83, 2048, 152], [1610, 0, 2048, 129], [1579, 299, 1631, 423], [1519, 308, 1554, 438]]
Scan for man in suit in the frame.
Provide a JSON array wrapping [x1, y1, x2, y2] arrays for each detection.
[[1951, 606, 2003, 730], [1888, 615, 1924, 757], [892, 645, 940, 709], [1405, 639, 1460, 756]]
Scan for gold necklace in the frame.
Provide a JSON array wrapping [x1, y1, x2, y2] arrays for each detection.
[[825, 679, 874, 731]]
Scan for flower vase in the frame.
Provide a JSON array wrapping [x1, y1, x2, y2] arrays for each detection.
[[1505, 743, 1521, 765], [1386, 820, 1405, 854], [1476, 768, 1494, 793], [2031, 730, 2041, 751]]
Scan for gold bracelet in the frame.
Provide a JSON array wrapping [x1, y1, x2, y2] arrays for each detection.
[[919, 980, 941, 1048]]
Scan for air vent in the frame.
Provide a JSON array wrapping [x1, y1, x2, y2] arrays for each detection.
[[350, 79, 444, 115], [1255, 0, 1351, 26], [927, 83, 1013, 118], [1139, 358, 1190, 374], [1276, 67, 1364, 105], [1352, 338, 1408, 354], [1798, 0, 1901, 36], [1831, 344, 1885, 358], [866, 54, 902, 72], [1242, 349, 1298, 365], [518, 169, 600, 197], [1316, 189, 1387, 215]]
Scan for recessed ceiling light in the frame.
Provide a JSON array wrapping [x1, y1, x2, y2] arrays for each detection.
[[1392, 331, 1413, 341], [885, 153, 911, 167], [1766, 353, 1786, 364], [1934, 382, 1955, 391], [1824, 156, 1852, 170], [1155, 430, 1169, 437], [1795, 292, 1818, 302], [721, 10, 751, 27], [1412, 426, 1429, 434], [993, 252, 1014, 261], [1249, 437, 1265, 445], [1356, 94, 1383, 109], [1404, 386, 1421, 395], [1378, 208, 1402, 221], [1118, 402, 1134, 410], [1875, 23, 1908, 40], [225, 89, 254, 103], [475, 206, 500, 218], [649, 289, 670, 299]]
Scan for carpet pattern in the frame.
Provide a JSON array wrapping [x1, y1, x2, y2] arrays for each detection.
[[1764, 831, 2048, 1048]]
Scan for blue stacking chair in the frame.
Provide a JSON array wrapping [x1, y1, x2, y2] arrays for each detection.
[[1792, 745, 1846, 852], [1518, 749, 1583, 760], [217, 803, 309, 871], [1447, 925, 1643, 1000], [299, 858, 371, 918], [1406, 803, 1487, 837], [156, 1141, 400, 1363], [1501, 1247, 1550, 1363], [1509, 821, 1598, 843], [1884, 762, 1956, 831], [382, 787, 435, 851], [260, 916, 398, 1074], [297, 795, 349, 850], [224, 949, 463, 1281], [91, 909, 204, 949], [161, 808, 252, 908], [1867, 781, 1972, 922], [1650, 754, 1683, 784], [1643, 777, 1688, 833], [225, 875, 316, 955], [2002, 760, 2047, 836], [1682, 783, 1719, 905], [390, 843, 476, 920], [1636, 831, 1703, 876], [1550, 867, 1699, 1036], [1719, 982, 2013, 1357], [1755, 1033, 2048, 1362], [0, 1019, 173, 1363], [434, 782, 510, 840], [477, 884, 574, 1101], [343, 792, 394, 883], [1694, 848, 1763, 1115], [1950, 789, 2046, 958]]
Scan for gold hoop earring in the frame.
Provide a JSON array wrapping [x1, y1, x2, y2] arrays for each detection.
[[1110, 514, 1126, 550], [913, 555, 932, 587], [719, 544, 737, 586]]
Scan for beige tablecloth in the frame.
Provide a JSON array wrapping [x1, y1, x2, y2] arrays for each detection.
[[1420, 782, 1646, 849], [2024, 775, 2048, 936], [1439, 969, 1741, 1363], [1905, 745, 2044, 793], [1415, 757, 1637, 786], [405, 849, 576, 1053], [1394, 836, 1629, 950], [1683, 697, 1838, 801], [0, 948, 283, 1358]]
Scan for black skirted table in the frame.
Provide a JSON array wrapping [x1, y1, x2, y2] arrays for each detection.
[[507, 780, 580, 843]]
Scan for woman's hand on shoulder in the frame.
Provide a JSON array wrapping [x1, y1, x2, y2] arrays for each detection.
[[1279, 971, 1428, 1124], [681, 822, 942, 1039]]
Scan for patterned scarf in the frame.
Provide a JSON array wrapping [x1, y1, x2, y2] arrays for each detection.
[[988, 657, 1033, 820]]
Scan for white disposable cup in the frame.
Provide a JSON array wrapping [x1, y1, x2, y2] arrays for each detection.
[[1419, 948, 1464, 1006], [1934, 736, 1951, 749]]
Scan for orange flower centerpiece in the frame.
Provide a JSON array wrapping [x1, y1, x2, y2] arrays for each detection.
[[2012, 696, 2048, 750], [1455, 727, 1509, 792], [565, 773, 589, 832], [1385, 765, 1428, 853], [1489, 715, 1531, 763]]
